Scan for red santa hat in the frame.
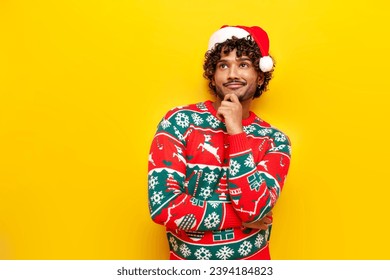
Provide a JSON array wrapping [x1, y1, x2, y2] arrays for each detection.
[[207, 25, 274, 72]]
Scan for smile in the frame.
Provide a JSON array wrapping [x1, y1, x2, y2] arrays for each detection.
[[223, 81, 247, 89]]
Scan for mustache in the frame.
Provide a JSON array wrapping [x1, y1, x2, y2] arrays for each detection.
[[223, 79, 247, 87]]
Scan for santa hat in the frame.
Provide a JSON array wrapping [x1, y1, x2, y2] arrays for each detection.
[[207, 25, 274, 72]]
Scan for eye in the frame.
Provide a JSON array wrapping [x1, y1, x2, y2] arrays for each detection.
[[218, 63, 228, 69], [240, 62, 250, 68]]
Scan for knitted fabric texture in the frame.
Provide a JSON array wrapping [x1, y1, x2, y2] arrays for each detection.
[[148, 100, 291, 260]]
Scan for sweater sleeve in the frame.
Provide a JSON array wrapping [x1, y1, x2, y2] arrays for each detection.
[[227, 131, 291, 223], [148, 116, 242, 231]]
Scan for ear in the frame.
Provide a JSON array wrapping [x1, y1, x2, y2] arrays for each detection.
[[257, 72, 265, 86]]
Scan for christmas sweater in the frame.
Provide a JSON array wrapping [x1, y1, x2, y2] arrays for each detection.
[[148, 100, 291, 260]]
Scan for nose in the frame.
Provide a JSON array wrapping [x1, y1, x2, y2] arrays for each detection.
[[228, 64, 239, 79]]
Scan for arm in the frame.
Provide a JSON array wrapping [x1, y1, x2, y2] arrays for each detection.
[[227, 131, 291, 223], [216, 94, 291, 223], [148, 113, 243, 231]]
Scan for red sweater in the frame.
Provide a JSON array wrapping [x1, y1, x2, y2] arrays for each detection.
[[148, 100, 291, 260]]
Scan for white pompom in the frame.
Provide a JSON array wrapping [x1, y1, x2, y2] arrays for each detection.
[[259, 56, 273, 72]]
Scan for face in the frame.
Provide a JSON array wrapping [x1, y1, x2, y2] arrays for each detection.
[[212, 49, 263, 102]]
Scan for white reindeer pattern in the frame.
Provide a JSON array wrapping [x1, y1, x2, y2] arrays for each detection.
[[197, 134, 221, 163]]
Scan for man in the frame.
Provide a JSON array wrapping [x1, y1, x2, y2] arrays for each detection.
[[148, 25, 291, 260]]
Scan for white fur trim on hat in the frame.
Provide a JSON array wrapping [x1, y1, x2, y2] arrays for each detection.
[[208, 26, 250, 51]]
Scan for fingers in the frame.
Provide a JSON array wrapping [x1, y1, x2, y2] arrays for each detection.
[[216, 94, 243, 135], [223, 93, 240, 104], [259, 224, 269, 231], [216, 110, 224, 121], [242, 215, 273, 230], [266, 211, 273, 222], [218, 94, 242, 118], [243, 222, 270, 231], [216, 100, 236, 120], [262, 217, 272, 224]]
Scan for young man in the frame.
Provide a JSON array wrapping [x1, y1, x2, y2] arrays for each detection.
[[147, 25, 291, 260]]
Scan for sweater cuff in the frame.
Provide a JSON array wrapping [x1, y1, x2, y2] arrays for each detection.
[[228, 132, 249, 155]]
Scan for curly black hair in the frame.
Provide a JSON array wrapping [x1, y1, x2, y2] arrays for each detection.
[[203, 36, 274, 99]]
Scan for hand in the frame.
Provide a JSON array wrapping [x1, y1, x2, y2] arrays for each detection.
[[216, 94, 243, 135], [242, 211, 273, 230]]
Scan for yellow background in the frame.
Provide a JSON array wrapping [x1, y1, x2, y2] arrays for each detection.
[[1, 0, 389, 259]]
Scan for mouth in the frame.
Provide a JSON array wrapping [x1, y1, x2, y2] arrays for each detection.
[[223, 81, 247, 89]]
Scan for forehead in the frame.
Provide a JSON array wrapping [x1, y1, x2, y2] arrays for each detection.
[[219, 49, 250, 60]]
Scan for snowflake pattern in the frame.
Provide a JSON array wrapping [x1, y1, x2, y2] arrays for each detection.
[[194, 247, 212, 260], [206, 115, 221, 129], [204, 212, 220, 229], [179, 244, 191, 258], [169, 236, 178, 251], [175, 113, 189, 128], [191, 113, 204, 126], [269, 144, 286, 152], [209, 202, 219, 209], [150, 191, 164, 206], [238, 241, 253, 256], [199, 186, 212, 199], [274, 132, 287, 142], [258, 128, 272, 136], [196, 102, 207, 110], [244, 154, 255, 168], [215, 246, 235, 260], [229, 160, 241, 176], [160, 119, 171, 129], [148, 175, 158, 190], [203, 171, 218, 185], [254, 234, 265, 248], [243, 125, 256, 134]]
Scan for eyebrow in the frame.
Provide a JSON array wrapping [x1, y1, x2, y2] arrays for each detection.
[[217, 57, 252, 63], [236, 57, 251, 62]]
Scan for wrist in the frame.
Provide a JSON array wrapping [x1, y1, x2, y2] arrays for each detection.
[[226, 124, 243, 135], [227, 128, 243, 135]]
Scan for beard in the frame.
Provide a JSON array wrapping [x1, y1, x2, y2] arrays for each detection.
[[214, 82, 257, 102]]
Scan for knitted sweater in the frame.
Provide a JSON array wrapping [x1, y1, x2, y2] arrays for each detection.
[[148, 100, 291, 260]]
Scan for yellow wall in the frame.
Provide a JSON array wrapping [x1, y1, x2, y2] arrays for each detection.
[[1, 0, 389, 259]]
